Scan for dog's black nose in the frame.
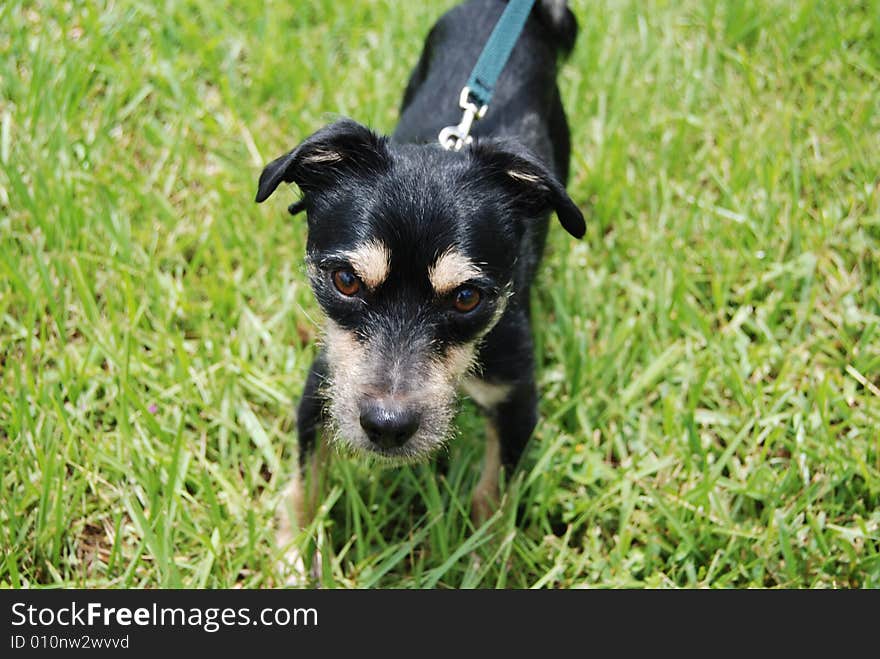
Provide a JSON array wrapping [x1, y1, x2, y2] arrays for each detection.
[[359, 401, 420, 449]]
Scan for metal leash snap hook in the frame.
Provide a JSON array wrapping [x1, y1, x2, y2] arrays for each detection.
[[438, 87, 488, 151]]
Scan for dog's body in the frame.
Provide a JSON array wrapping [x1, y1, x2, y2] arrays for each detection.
[[256, 0, 584, 577]]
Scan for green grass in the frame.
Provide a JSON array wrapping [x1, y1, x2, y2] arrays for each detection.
[[1, 0, 878, 588]]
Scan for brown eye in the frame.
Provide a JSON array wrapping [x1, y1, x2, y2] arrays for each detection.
[[453, 286, 481, 313], [333, 268, 361, 296]]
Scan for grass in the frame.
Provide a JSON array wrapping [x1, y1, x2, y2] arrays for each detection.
[[1, 0, 878, 588]]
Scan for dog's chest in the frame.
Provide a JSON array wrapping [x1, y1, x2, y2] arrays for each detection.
[[461, 377, 511, 409]]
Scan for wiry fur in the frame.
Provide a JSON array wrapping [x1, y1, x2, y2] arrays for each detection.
[[321, 321, 477, 464]]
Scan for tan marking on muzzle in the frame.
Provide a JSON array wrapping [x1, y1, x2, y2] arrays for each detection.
[[412, 343, 478, 408], [321, 318, 479, 463], [429, 248, 482, 296], [444, 344, 478, 378], [346, 239, 391, 290], [323, 321, 364, 377]]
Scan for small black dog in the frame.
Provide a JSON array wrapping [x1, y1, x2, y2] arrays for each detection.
[[256, 0, 584, 574]]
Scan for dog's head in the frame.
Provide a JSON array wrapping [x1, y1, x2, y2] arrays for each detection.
[[256, 119, 584, 464]]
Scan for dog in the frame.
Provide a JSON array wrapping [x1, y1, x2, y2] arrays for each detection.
[[255, 0, 585, 578]]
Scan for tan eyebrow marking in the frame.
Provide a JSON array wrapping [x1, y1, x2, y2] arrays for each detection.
[[345, 239, 391, 290], [429, 248, 482, 296]]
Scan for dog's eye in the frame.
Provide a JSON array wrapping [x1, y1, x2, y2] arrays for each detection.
[[453, 286, 481, 313], [332, 268, 361, 296]]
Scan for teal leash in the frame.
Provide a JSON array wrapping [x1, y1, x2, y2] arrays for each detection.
[[438, 0, 537, 150], [467, 0, 537, 108]]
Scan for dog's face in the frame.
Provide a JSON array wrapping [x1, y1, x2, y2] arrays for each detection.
[[256, 120, 584, 463]]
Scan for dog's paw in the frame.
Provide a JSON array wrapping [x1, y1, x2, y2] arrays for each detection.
[[275, 529, 324, 588], [276, 545, 310, 587]]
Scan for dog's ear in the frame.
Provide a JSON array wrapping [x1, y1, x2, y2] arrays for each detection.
[[468, 141, 586, 239], [255, 119, 391, 212]]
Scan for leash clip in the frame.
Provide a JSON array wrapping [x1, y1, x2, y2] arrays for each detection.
[[438, 87, 488, 151]]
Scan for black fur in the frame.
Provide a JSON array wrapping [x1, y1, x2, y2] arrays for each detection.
[[257, 0, 582, 493]]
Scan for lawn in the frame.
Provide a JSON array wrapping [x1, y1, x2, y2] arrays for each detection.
[[1, 0, 878, 588]]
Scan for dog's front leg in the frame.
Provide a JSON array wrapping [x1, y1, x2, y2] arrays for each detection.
[[469, 378, 538, 526], [467, 310, 540, 526], [276, 353, 329, 583]]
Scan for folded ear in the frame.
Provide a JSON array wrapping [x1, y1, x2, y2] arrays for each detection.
[[255, 119, 391, 209], [468, 140, 586, 239]]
